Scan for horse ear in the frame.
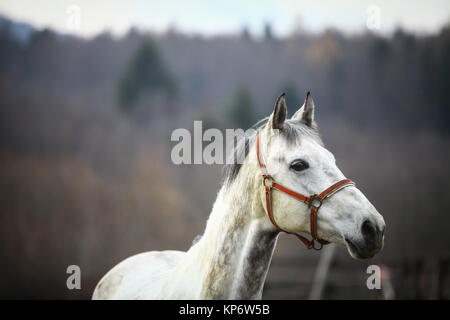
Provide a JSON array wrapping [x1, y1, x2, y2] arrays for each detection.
[[291, 91, 315, 127], [268, 93, 287, 130]]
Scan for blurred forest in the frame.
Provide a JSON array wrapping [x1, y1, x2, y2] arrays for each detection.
[[0, 14, 450, 299]]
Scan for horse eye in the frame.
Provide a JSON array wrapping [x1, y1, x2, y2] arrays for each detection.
[[290, 159, 309, 172]]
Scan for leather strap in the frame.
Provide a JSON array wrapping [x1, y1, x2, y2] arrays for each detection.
[[257, 133, 355, 250]]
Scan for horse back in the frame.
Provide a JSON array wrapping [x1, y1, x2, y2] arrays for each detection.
[[92, 250, 186, 299]]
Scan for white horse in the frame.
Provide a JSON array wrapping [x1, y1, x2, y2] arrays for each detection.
[[92, 93, 385, 299]]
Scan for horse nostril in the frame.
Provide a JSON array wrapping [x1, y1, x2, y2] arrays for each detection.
[[361, 219, 377, 243]]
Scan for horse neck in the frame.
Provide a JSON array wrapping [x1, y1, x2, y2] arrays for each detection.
[[196, 159, 279, 299]]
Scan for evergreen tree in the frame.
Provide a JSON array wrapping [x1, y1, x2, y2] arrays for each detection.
[[264, 22, 274, 41], [118, 40, 176, 113], [227, 86, 255, 129]]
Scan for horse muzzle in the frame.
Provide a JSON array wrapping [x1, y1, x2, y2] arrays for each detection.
[[345, 218, 385, 259]]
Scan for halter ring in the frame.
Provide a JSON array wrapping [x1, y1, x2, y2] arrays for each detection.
[[308, 195, 323, 209], [262, 175, 273, 188], [310, 239, 324, 250]]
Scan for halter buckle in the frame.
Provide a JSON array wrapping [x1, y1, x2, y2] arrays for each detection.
[[308, 194, 323, 209]]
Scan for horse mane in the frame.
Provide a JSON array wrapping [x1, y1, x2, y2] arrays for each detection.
[[222, 117, 323, 187]]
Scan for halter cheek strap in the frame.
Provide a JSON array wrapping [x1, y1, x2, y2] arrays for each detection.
[[256, 133, 355, 250]]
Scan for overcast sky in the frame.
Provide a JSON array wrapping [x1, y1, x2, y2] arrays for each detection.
[[0, 0, 449, 38]]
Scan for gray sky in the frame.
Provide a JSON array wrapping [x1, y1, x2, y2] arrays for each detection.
[[0, 0, 449, 37]]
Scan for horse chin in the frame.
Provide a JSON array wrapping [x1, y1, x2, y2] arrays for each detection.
[[344, 237, 378, 260]]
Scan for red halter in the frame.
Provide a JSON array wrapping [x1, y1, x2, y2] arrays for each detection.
[[256, 133, 355, 250]]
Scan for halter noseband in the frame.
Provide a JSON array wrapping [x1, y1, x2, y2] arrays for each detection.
[[256, 133, 355, 250]]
